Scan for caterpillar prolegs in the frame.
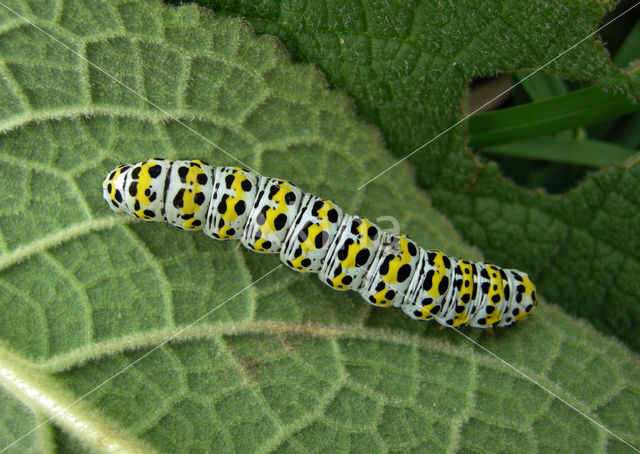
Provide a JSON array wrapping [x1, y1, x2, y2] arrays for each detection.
[[103, 158, 537, 329]]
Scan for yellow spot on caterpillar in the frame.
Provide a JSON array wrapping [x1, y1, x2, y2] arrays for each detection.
[[181, 163, 208, 230], [329, 218, 377, 288], [426, 250, 449, 300], [453, 260, 473, 326], [300, 201, 335, 253], [133, 160, 161, 218], [221, 172, 250, 226], [381, 236, 412, 285], [260, 184, 293, 236], [484, 264, 504, 325]]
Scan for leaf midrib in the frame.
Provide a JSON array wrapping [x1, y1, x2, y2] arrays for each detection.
[[0, 343, 159, 454], [32, 317, 551, 375], [6, 312, 631, 452]]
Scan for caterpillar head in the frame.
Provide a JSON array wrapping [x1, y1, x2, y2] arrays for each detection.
[[102, 164, 130, 214]]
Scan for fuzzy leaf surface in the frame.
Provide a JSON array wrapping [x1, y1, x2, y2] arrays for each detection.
[[0, 1, 639, 453]]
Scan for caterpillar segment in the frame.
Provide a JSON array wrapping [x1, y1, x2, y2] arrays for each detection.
[[319, 215, 382, 291], [281, 195, 344, 273], [103, 159, 538, 329], [164, 160, 214, 230], [206, 167, 258, 240], [241, 176, 303, 253], [360, 234, 421, 308]]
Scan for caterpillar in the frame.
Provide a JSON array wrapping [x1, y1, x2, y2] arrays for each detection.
[[102, 158, 537, 329]]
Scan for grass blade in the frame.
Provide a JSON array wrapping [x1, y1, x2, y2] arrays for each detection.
[[614, 18, 640, 67], [515, 70, 568, 101], [481, 136, 636, 166], [468, 86, 640, 147]]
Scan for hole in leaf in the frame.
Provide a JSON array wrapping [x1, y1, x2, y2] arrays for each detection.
[[467, 7, 640, 198]]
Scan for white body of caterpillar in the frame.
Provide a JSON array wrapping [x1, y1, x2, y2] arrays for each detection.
[[103, 158, 537, 329]]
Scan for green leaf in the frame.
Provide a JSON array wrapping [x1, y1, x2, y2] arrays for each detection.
[[1, 1, 639, 453], [515, 70, 569, 101], [610, 112, 640, 148], [614, 17, 640, 68], [186, 0, 640, 353]]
